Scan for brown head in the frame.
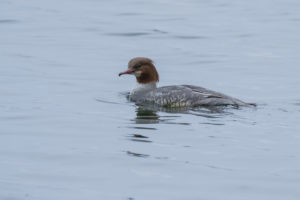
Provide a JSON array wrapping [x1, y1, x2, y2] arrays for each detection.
[[119, 57, 159, 84]]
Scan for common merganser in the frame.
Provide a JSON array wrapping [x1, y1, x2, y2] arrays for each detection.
[[119, 57, 254, 107]]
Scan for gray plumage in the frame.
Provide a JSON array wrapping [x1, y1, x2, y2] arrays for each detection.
[[130, 85, 251, 107]]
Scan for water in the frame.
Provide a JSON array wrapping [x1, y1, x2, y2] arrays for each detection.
[[1, 0, 300, 199]]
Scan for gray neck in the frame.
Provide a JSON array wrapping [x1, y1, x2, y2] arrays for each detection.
[[130, 82, 157, 99]]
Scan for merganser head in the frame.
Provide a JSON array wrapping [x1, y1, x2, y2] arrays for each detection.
[[119, 57, 159, 84]]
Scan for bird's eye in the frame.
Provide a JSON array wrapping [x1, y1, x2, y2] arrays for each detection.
[[133, 64, 142, 69]]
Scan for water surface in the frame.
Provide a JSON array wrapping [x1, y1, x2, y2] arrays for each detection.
[[1, 0, 300, 199]]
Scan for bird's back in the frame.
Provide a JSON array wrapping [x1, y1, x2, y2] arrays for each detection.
[[136, 85, 249, 107]]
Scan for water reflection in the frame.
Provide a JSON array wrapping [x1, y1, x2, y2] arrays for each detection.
[[131, 105, 233, 127], [136, 104, 190, 114], [133, 107, 160, 124], [133, 106, 190, 126]]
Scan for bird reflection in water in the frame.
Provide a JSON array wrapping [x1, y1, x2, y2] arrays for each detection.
[[134, 107, 160, 124], [132, 104, 237, 127], [126, 105, 231, 158]]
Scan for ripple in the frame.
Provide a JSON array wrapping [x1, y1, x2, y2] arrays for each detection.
[[131, 134, 148, 138], [96, 98, 124, 105], [151, 29, 168, 34], [0, 19, 19, 24], [293, 100, 300, 106], [163, 121, 190, 125], [278, 108, 288, 112], [0, 115, 36, 121], [154, 156, 168, 160], [129, 126, 157, 130], [186, 60, 219, 64], [117, 12, 143, 16], [290, 18, 300, 22], [200, 122, 225, 126], [106, 32, 150, 37], [126, 151, 149, 158], [204, 164, 234, 171], [188, 106, 231, 118], [172, 35, 209, 40], [83, 27, 102, 32], [128, 134, 152, 143], [153, 17, 185, 21]]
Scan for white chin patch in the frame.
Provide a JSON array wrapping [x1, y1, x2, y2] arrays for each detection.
[[134, 70, 142, 77]]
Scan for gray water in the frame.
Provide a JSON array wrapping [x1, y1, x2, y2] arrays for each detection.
[[1, 0, 300, 199]]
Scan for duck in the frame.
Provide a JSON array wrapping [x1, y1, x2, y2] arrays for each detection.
[[119, 57, 255, 108]]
